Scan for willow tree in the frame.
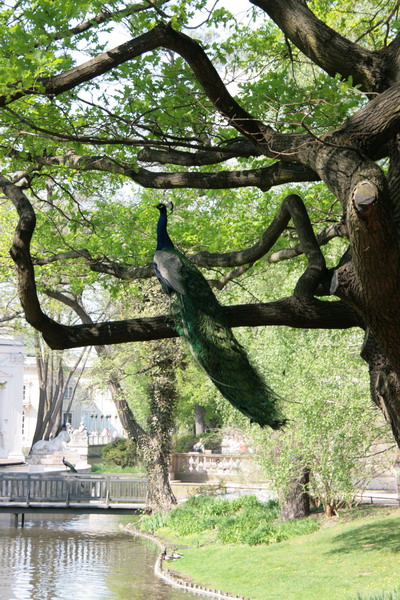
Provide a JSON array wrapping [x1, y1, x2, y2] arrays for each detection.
[[2, 1, 400, 444]]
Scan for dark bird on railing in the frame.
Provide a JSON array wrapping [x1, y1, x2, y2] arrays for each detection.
[[153, 203, 286, 429], [62, 456, 77, 473]]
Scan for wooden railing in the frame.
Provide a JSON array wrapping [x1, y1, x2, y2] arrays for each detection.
[[0, 473, 148, 505]]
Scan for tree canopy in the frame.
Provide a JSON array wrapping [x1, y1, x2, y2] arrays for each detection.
[[2, 0, 400, 442]]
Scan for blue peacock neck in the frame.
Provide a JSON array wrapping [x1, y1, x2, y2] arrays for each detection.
[[156, 206, 174, 251]]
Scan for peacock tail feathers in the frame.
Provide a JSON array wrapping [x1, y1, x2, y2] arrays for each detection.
[[153, 205, 286, 429]]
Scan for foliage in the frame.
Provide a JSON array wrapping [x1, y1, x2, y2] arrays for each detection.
[[139, 494, 318, 545], [174, 361, 223, 431], [0, 0, 399, 510], [249, 324, 390, 514], [171, 430, 223, 453], [102, 437, 138, 467]]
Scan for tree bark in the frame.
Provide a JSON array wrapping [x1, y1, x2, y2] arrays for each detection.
[[194, 404, 206, 435], [280, 462, 310, 521], [144, 341, 178, 512]]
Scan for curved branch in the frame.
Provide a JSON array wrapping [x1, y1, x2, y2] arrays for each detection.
[[31, 152, 319, 190], [0, 174, 66, 338], [191, 194, 325, 273], [4, 175, 362, 351], [40, 298, 364, 350], [46, 2, 170, 43], [35, 192, 327, 284], [0, 23, 266, 140], [251, 0, 385, 92], [1, 22, 272, 151], [138, 138, 260, 165], [268, 220, 348, 263]]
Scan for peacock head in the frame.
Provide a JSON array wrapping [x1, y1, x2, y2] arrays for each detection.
[[155, 202, 174, 214]]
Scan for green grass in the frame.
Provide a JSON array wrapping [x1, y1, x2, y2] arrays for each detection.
[[90, 462, 144, 474], [357, 590, 400, 600], [154, 506, 400, 600]]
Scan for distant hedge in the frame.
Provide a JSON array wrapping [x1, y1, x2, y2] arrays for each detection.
[[102, 438, 138, 467]]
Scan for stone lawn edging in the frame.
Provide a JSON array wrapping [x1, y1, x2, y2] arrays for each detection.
[[121, 523, 251, 600]]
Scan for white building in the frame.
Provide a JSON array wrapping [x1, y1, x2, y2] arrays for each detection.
[[22, 353, 125, 451], [0, 337, 25, 462]]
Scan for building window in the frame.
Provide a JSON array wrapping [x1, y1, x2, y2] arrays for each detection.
[[22, 410, 25, 435], [63, 412, 73, 425], [63, 386, 74, 399]]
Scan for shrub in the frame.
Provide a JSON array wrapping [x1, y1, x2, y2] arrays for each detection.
[[139, 511, 170, 532], [138, 494, 318, 545], [102, 438, 138, 467], [172, 431, 223, 453]]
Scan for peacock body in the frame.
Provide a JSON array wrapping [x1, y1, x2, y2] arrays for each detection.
[[153, 203, 286, 429]]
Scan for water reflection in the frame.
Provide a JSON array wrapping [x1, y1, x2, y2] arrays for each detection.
[[0, 514, 192, 600]]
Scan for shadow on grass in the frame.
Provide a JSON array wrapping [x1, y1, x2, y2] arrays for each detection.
[[328, 519, 400, 555]]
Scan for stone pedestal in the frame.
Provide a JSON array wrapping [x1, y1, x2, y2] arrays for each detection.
[[26, 450, 90, 472], [26, 429, 90, 472]]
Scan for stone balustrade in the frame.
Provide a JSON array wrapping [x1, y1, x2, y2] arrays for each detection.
[[170, 452, 266, 484]]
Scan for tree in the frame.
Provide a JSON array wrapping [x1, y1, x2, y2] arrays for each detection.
[[2, 1, 400, 446], [31, 331, 89, 444], [250, 326, 391, 517], [48, 289, 179, 511]]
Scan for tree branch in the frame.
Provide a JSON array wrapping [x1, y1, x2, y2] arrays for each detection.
[[268, 220, 348, 263], [4, 175, 362, 350], [137, 138, 260, 165], [37, 298, 364, 350], [28, 151, 319, 191], [250, 0, 384, 92], [46, 1, 171, 44]]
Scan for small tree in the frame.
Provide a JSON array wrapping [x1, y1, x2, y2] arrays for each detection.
[[251, 327, 390, 517]]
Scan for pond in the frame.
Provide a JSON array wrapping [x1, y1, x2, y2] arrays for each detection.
[[0, 513, 194, 600]]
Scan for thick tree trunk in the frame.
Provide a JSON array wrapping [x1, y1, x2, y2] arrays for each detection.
[[144, 341, 178, 512], [361, 331, 400, 448], [142, 437, 176, 512], [99, 353, 177, 512], [324, 502, 337, 518], [280, 462, 310, 521], [194, 403, 206, 435]]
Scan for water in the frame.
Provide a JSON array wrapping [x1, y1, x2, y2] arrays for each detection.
[[0, 513, 193, 600]]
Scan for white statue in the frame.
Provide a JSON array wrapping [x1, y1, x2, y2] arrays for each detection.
[[0, 427, 7, 459], [73, 420, 87, 435], [31, 429, 71, 454]]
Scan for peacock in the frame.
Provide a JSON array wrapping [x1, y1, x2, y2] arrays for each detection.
[[153, 203, 286, 429]]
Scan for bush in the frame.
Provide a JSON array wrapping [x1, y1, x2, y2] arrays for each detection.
[[172, 431, 223, 453], [102, 438, 138, 467], [138, 494, 318, 545]]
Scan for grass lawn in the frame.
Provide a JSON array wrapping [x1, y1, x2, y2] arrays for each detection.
[[160, 507, 400, 600]]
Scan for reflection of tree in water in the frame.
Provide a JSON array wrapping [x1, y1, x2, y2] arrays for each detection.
[[0, 516, 191, 600]]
